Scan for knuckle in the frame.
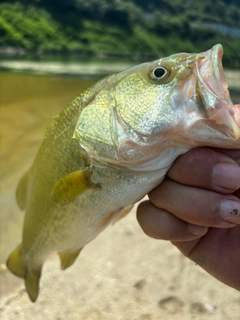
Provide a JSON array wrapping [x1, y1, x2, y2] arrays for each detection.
[[149, 180, 173, 208]]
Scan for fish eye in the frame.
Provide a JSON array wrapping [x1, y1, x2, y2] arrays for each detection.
[[153, 67, 166, 79], [149, 65, 171, 83]]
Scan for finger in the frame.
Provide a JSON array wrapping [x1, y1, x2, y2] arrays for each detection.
[[137, 200, 208, 241], [167, 148, 240, 193], [235, 188, 240, 198], [149, 178, 240, 227], [172, 226, 240, 291], [212, 148, 240, 165]]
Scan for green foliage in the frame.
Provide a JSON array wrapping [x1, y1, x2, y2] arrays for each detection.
[[0, 0, 240, 66], [0, 2, 67, 50]]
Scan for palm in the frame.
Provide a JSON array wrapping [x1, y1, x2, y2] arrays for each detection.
[[173, 225, 240, 290]]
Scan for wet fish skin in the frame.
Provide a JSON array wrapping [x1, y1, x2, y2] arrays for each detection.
[[6, 44, 240, 302]]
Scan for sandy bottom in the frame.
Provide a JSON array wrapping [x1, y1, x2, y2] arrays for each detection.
[[0, 72, 240, 320]]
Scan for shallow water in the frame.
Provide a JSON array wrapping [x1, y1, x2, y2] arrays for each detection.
[[0, 73, 95, 184]]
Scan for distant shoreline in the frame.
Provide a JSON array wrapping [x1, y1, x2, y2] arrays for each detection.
[[0, 59, 135, 78], [0, 46, 156, 61], [0, 57, 239, 90]]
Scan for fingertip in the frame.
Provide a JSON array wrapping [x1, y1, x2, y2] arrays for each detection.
[[137, 201, 208, 241], [136, 201, 159, 239], [212, 163, 240, 191], [187, 224, 209, 236], [167, 148, 240, 193]]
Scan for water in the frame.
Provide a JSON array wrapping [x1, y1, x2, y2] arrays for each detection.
[[0, 55, 137, 78], [0, 73, 96, 183]]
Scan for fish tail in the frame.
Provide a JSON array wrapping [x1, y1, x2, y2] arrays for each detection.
[[6, 244, 41, 302]]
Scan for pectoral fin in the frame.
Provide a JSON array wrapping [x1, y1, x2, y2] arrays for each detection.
[[6, 244, 41, 302], [53, 168, 98, 202], [16, 170, 30, 210], [58, 248, 82, 270]]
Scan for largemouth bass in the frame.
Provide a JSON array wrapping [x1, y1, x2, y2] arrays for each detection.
[[6, 44, 240, 302]]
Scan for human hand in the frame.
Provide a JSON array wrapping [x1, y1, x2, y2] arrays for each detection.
[[137, 148, 240, 290]]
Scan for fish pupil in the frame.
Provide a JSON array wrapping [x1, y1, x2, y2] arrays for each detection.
[[153, 67, 166, 79]]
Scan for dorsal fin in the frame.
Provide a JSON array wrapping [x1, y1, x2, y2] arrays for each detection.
[[16, 170, 30, 210]]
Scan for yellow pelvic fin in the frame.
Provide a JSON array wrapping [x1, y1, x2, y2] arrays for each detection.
[[16, 170, 30, 210], [53, 168, 98, 202], [6, 244, 41, 302], [58, 248, 82, 270]]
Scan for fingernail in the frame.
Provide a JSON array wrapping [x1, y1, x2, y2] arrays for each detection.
[[212, 163, 240, 190], [187, 224, 208, 236], [219, 200, 240, 223]]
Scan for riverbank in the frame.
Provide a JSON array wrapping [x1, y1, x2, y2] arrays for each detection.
[[0, 59, 134, 78]]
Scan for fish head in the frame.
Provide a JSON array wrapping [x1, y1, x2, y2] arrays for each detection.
[[74, 44, 240, 169]]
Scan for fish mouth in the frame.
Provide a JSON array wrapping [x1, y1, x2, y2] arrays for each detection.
[[196, 44, 240, 140]]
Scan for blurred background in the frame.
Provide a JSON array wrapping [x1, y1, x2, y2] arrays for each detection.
[[0, 0, 240, 70], [0, 1, 240, 319]]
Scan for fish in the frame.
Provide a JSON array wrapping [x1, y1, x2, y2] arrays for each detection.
[[6, 44, 240, 302]]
